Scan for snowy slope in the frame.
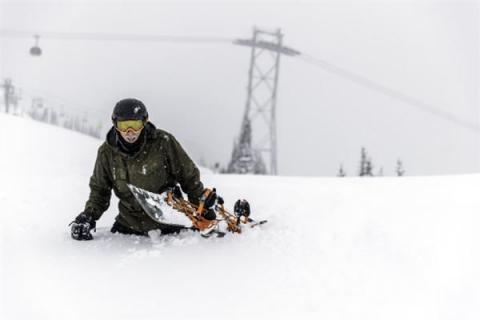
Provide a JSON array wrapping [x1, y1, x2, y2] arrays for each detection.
[[1, 113, 479, 320]]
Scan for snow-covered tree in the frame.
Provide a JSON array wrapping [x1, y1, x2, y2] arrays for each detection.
[[396, 159, 405, 176], [359, 147, 367, 176], [365, 158, 374, 177], [359, 147, 374, 177], [377, 166, 384, 177], [337, 164, 346, 177]]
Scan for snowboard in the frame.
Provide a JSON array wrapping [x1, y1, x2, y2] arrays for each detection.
[[127, 184, 267, 238]]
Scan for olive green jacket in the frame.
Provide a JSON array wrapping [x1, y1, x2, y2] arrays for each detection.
[[84, 122, 204, 232]]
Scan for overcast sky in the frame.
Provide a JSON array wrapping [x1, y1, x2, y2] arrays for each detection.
[[1, 0, 479, 176]]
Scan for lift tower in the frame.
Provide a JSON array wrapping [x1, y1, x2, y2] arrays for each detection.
[[227, 28, 300, 175]]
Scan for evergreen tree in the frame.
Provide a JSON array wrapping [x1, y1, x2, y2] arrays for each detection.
[[377, 166, 384, 177], [41, 108, 49, 122], [49, 109, 58, 125], [337, 164, 346, 177], [74, 116, 81, 131], [396, 159, 405, 176], [359, 147, 375, 177], [359, 147, 367, 176], [365, 158, 374, 177]]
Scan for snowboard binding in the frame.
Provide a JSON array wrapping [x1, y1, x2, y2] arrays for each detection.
[[166, 186, 267, 237]]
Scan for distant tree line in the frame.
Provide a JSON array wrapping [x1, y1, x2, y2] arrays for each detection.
[[27, 97, 102, 139], [1, 80, 103, 139], [337, 147, 405, 177]]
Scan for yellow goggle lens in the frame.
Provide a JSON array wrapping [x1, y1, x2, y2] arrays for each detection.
[[116, 120, 144, 132]]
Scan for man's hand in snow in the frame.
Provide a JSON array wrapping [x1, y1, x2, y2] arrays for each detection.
[[69, 211, 96, 241]]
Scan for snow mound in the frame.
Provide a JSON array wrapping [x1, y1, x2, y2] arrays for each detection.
[[1, 113, 479, 320]]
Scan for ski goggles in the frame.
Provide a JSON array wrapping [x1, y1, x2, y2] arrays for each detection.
[[115, 119, 145, 133]]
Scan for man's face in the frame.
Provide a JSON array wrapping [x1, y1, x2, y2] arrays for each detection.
[[119, 128, 143, 143], [116, 119, 145, 144]]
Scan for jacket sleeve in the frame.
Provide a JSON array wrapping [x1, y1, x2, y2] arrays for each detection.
[[165, 135, 204, 203], [84, 145, 113, 220]]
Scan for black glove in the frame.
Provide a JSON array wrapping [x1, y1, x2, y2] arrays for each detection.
[[234, 199, 251, 218], [69, 211, 96, 241]]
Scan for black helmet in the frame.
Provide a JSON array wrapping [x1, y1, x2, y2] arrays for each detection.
[[111, 98, 148, 122]]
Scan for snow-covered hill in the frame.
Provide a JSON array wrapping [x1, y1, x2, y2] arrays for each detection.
[[1, 113, 479, 320]]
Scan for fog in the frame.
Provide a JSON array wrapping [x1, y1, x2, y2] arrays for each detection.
[[1, 0, 478, 176]]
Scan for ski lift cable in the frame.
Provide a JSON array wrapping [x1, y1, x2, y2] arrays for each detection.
[[3, 28, 477, 133], [298, 53, 480, 134], [0, 29, 234, 43]]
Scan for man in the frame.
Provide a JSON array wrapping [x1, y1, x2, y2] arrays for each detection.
[[70, 98, 205, 240]]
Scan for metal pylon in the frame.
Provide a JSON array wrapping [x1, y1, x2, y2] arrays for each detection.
[[227, 27, 300, 175]]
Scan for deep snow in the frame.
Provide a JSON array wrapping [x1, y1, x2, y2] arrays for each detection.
[[0, 113, 479, 320]]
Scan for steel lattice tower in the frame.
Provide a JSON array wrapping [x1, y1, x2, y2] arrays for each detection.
[[227, 27, 300, 175]]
